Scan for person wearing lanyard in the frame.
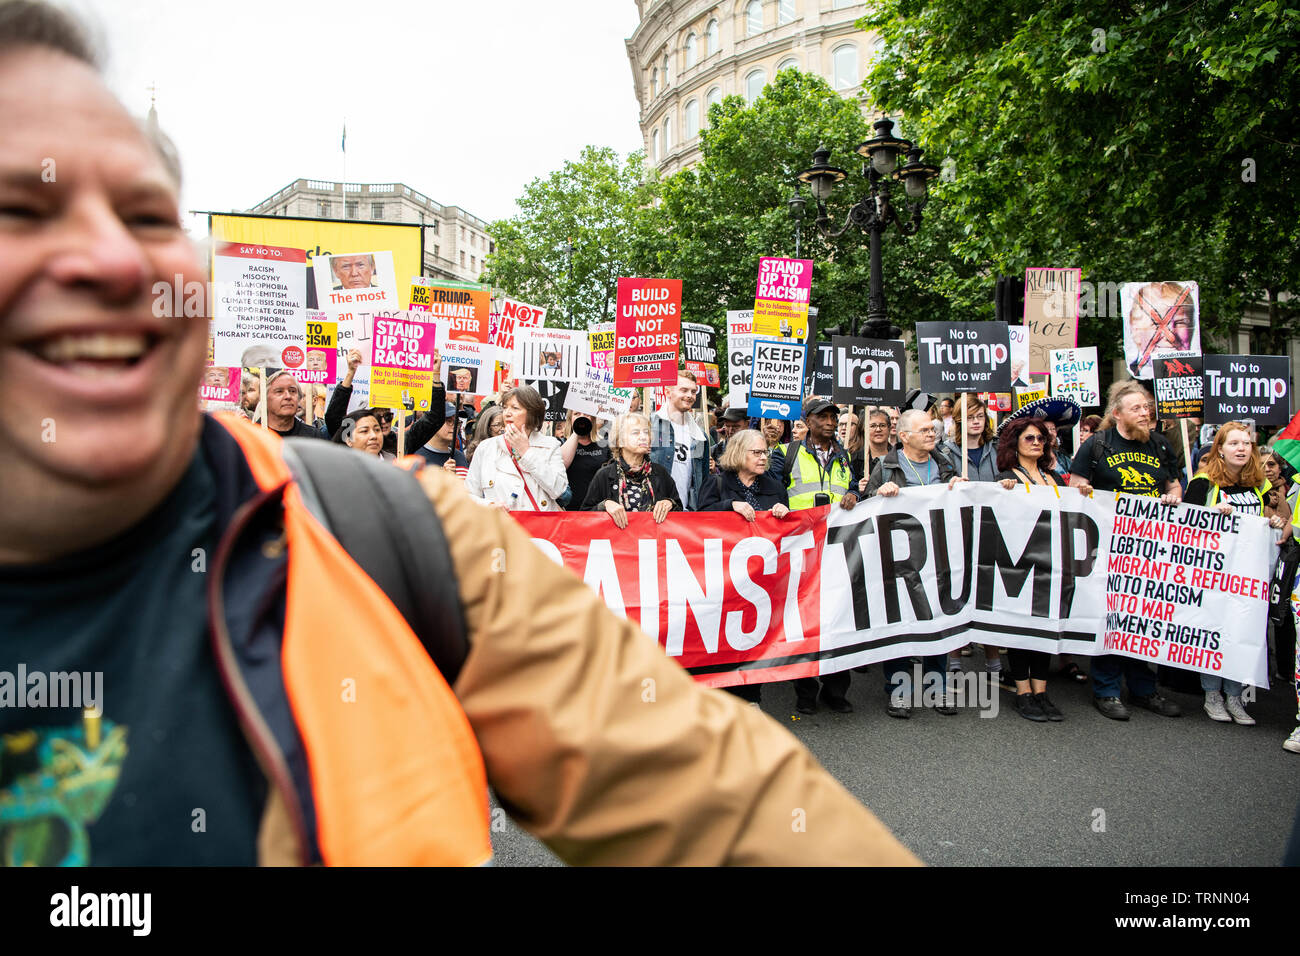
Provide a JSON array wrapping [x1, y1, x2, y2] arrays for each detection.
[[864, 410, 969, 718]]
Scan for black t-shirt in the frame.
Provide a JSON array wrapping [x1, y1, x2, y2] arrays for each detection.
[[1184, 475, 1268, 515], [0, 452, 266, 865], [1070, 430, 1179, 497], [416, 446, 468, 470], [567, 441, 612, 511]]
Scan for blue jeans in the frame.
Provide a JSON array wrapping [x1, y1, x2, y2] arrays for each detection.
[[883, 655, 948, 698], [1199, 673, 1244, 696], [1090, 654, 1157, 698]]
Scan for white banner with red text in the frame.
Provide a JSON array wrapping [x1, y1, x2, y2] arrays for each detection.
[[514, 483, 1272, 689]]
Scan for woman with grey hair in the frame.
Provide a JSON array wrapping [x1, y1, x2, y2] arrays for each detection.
[[699, 429, 790, 520], [582, 412, 680, 527]]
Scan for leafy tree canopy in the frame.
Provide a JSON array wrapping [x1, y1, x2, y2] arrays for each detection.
[[860, 0, 1300, 358]]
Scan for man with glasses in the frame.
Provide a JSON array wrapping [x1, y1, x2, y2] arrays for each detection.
[[865, 409, 970, 718]]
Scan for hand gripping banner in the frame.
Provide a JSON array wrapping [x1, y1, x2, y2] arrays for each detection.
[[514, 483, 1272, 689]]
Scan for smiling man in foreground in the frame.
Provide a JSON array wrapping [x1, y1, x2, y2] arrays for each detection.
[[0, 0, 916, 866]]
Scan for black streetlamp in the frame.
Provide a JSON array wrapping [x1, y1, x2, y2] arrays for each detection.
[[787, 185, 806, 259], [793, 118, 939, 337]]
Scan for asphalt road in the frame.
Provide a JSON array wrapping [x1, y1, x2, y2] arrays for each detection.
[[487, 655, 1300, 866]]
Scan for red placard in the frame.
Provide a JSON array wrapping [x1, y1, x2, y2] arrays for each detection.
[[613, 278, 682, 387]]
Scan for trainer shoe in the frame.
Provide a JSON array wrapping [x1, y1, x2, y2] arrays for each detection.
[[934, 698, 959, 716], [1224, 695, 1255, 726], [1016, 693, 1047, 722], [1284, 727, 1300, 753], [1035, 692, 1064, 721], [1094, 696, 1130, 720], [1203, 690, 1231, 722], [885, 700, 912, 719], [795, 697, 817, 715], [1129, 692, 1181, 717]]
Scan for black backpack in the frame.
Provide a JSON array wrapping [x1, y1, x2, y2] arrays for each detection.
[[281, 438, 469, 684]]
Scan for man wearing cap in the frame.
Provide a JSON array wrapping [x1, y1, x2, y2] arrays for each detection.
[[711, 407, 748, 468], [417, 402, 469, 475], [770, 396, 860, 714]]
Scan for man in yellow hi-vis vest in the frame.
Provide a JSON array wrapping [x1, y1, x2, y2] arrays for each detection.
[[770, 397, 859, 714]]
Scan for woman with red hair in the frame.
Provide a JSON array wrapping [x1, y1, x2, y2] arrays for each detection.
[[1184, 422, 1286, 725]]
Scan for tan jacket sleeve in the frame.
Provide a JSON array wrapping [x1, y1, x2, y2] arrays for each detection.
[[417, 468, 920, 866]]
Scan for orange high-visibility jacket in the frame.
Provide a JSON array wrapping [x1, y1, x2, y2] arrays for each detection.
[[207, 414, 918, 866]]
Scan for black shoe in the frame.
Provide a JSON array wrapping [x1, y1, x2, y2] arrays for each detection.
[[795, 697, 817, 715], [1035, 692, 1064, 721], [821, 695, 853, 714], [1129, 692, 1182, 717], [885, 700, 911, 719], [1016, 693, 1048, 722], [1094, 696, 1130, 720], [934, 700, 959, 716]]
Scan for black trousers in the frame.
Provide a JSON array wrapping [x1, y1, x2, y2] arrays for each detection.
[[793, 671, 850, 703], [1006, 648, 1050, 682]]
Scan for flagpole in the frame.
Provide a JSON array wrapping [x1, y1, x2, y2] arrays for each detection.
[[341, 117, 346, 193]]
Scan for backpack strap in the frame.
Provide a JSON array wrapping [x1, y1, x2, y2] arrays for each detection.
[[281, 438, 470, 685], [782, 440, 803, 488]]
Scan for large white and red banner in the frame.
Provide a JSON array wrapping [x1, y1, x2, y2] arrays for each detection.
[[515, 483, 1273, 689]]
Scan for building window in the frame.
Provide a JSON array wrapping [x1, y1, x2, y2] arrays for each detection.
[[685, 99, 700, 140], [651, 67, 658, 97], [489, 241, 495, 254], [745, 68, 764, 103], [652, 129, 660, 162], [777, 56, 799, 74], [685, 32, 697, 68], [706, 86, 722, 122], [662, 115, 672, 153], [434, 245, 440, 258], [746, 1, 762, 36], [832, 43, 859, 91], [371, 202, 383, 219], [706, 18, 719, 54], [318, 200, 331, 217], [345, 201, 358, 219], [471, 256, 476, 272], [779, 0, 795, 24], [832, 0, 859, 7], [460, 251, 466, 267]]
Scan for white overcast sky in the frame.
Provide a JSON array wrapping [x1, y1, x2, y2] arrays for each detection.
[[66, 0, 644, 232]]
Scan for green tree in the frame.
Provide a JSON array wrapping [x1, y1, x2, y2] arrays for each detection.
[[860, 0, 1300, 362], [483, 146, 658, 328], [639, 70, 973, 353]]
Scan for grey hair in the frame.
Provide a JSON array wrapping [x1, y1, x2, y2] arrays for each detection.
[[897, 408, 931, 436]]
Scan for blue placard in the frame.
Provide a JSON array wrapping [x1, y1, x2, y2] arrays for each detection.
[[747, 338, 806, 420]]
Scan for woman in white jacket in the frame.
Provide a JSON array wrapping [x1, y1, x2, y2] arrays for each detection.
[[466, 385, 568, 511]]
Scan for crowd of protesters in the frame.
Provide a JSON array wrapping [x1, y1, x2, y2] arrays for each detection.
[[240, 354, 1300, 754]]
